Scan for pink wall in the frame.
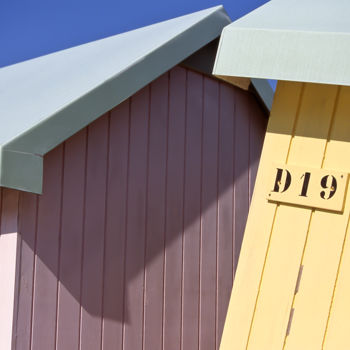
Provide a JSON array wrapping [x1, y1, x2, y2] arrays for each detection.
[[12, 66, 266, 350], [0, 189, 20, 350]]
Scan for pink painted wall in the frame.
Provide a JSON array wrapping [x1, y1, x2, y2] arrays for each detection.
[[0, 189, 20, 350], [12, 66, 266, 350]]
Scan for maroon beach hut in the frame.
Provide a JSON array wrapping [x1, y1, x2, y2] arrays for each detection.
[[0, 6, 272, 350]]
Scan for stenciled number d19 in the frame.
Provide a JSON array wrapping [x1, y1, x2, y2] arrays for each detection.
[[267, 164, 348, 212], [272, 168, 338, 200]]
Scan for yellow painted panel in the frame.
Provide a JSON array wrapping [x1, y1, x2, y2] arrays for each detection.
[[323, 228, 350, 350], [246, 205, 311, 349], [287, 83, 338, 167], [283, 86, 350, 350], [267, 164, 348, 212], [317, 87, 350, 350], [283, 211, 349, 350], [221, 82, 350, 350], [246, 83, 338, 350], [219, 81, 303, 349]]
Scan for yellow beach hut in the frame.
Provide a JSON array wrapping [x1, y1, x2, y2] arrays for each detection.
[[213, 1, 350, 349]]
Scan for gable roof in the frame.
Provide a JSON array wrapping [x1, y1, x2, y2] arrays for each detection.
[[0, 6, 230, 194], [213, 0, 350, 86]]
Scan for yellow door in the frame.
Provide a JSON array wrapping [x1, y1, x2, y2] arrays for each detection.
[[220, 81, 350, 350]]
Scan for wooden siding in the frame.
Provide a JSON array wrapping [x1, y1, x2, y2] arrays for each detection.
[[220, 82, 350, 350], [0, 189, 20, 350], [12, 66, 266, 350]]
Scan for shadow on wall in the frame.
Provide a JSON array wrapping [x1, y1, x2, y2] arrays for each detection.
[[14, 66, 267, 350]]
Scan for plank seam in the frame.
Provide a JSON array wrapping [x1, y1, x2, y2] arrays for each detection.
[[294, 265, 303, 295], [54, 144, 65, 350], [322, 209, 350, 348], [282, 84, 340, 349], [320, 86, 342, 169], [121, 99, 131, 350], [78, 128, 88, 350], [161, 70, 170, 350], [215, 81, 221, 350], [321, 86, 350, 349], [180, 69, 188, 350], [198, 74, 204, 350], [29, 196, 39, 350], [232, 87, 236, 282], [285, 83, 305, 164], [282, 210, 313, 349], [100, 113, 111, 350], [248, 97, 252, 203], [246, 82, 305, 349], [13, 192, 22, 350], [245, 203, 279, 349], [286, 308, 295, 336], [142, 85, 151, 350]]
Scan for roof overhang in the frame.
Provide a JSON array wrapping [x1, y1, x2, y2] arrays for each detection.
[[181, 38, 274, 112], [0, 6, 230, 193], [214, 0, 350, 86]]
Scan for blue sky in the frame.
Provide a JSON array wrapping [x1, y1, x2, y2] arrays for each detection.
[[0, 0, 269, 68]]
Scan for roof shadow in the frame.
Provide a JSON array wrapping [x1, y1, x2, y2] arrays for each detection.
[[14, 67, 267, 348]]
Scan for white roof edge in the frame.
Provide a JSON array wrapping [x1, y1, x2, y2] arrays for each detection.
[[213, 0, 350, 86], [0, 6, 230, 194]]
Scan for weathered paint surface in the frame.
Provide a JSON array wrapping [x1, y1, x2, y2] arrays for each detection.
[[220, 82, 350, 350], [12, 66, 266, 350]]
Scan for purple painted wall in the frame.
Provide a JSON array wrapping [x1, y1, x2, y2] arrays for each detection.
[[12, 66, 266, 350]]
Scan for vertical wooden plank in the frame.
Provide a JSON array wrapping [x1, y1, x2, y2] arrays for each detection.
[[280, 84, 338, 349], [143, 74, 168, 350], [143, 75, 168, 350], [15, 192, 38, 350], [0, 190, 18, 233], [11, 68, 269, 350], [31, 145, 63, 350], [199, 77, 219, 350], [0, 189, 19, 350], [324, 94, 350, 350], [123, 86, 149, 350], [182, 70, 203, 350], [248, 83, 338, 350], [220, 81, 303, 350], [248, 100, 267, 202], [102, 101, 129, 350], [56, 130, 86, 350], [233, 90, 251, 271], [247, 205, 310, 350], [80, 116, 109, 350], [216, 83, 234, 349], [287, 86, 350, 350], [163, 67, 186, 350], [323, 230, 350, 350]]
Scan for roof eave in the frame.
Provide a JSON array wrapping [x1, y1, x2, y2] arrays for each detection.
[[1, 6, 230, 194], [214, 26, 350, 87], [0, 149, 43, 193]]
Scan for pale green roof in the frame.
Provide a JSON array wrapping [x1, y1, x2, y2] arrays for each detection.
[[214, 0, 350, 86], [0, 6, 230, 193]]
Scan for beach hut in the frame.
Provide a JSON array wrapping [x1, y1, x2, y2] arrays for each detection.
[[214, 1, 350, 349], [0, 6, 272, 350]]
